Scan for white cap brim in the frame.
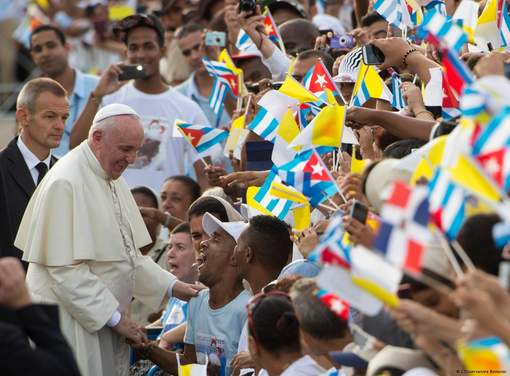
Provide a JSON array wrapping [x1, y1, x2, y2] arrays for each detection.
[[202, 212, 247, 243]]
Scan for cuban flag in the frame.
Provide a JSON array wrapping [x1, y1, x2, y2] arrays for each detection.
[[248, 108, 280, 142], [303, 59, 341, 101], [253, 172, 295, 220], [274, 149, 339, 207], [428, 168, 467, 240], [391, 72, 405, 110], [440, 47, 474, 97], [263, 10, 286, 52], [202, 57, 240, 97], [175, 120, 228, 156], [418, 10, 467, 53], [373, 0, 413, 30], [209, 78, 227, 116], [471, 108, 510, 190], [308, 213, 352, 269]]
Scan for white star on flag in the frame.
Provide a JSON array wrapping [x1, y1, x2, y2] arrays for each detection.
[[315, 74, 327, 88], [485, 157, 501, 176], [311, 162, 324, 175], [330, 299, 346, 314]]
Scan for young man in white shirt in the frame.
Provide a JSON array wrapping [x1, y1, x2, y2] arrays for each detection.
[[70, 14, 210, 191]]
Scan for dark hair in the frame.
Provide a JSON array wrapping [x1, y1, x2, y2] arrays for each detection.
[[361, 11, 386, 28], [115, 14, 165, 47], [131, 186, 159, 208], [175, 22, 204, 40], [249, 295, 301, 353], [208, 10, 228, 33], [290, 279, 350, 340], [172, 222, 191, 235], [165, 175, 201, 202], [383, 139, 426, 159], [457, 214, 503, 275], [297, 49, 335, 74], [245, 215, 292, 273], [30, 24, 66, 50], [187, 196, 229, 222], [375, 129, 400, 151]]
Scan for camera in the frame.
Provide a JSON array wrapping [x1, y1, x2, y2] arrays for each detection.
[[329, 34, 355, 50], [239, 0, 257, 16], [205, 31, 226, 47]]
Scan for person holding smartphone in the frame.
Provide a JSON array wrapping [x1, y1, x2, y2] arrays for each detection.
[[70, 14, 211, 192]]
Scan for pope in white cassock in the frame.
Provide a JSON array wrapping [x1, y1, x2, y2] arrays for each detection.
[[15, 104, 201, 376]]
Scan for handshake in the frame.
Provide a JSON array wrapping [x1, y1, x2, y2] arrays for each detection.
[[111, 315, 148, 345]]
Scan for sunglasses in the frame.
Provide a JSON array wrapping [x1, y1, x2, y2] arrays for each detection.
[[246, 291, 291, 344]]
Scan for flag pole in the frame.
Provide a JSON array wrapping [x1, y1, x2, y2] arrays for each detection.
[[451, 240, 475, 270], [434, 228, 464, 278]]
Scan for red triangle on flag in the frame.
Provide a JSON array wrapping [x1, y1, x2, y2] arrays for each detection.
[[303, 152, 330, 181], [180, 128, 204, 147], [476, 149, 506, 186], [308, 62, 337, 93]]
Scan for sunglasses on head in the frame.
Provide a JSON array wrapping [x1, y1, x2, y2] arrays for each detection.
[[246, 291, 291, 343]]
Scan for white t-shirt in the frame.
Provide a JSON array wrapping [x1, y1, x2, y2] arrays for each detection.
[[258, 355, 325, 376], [102, 82, 209, 191]]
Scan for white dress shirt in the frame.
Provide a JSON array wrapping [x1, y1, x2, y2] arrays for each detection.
[[17, 136, 51, 185]]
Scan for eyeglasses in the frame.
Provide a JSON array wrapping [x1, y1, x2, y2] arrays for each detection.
[[116, 14, 158, 31], [246, 291, 291, 344]]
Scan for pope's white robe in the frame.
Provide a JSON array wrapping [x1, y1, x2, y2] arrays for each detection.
[[15, 141, 176, 376]]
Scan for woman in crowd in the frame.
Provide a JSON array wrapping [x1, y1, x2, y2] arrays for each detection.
[[247, 292, 325, 376]]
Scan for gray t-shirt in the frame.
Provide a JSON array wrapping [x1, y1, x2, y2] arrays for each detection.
[[184, 289, 250, 375]]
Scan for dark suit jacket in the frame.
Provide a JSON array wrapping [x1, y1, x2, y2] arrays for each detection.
[[0, 137, 57, 264], [0, 304, 81, 376]]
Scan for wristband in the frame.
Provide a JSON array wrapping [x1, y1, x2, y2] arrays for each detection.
[[402, 48, 419, 68]]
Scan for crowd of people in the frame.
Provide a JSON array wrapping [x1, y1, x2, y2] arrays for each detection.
[[1, 0, 510, 376]]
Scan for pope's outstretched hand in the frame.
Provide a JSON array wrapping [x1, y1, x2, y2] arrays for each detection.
[[172, 281, 205, 301]]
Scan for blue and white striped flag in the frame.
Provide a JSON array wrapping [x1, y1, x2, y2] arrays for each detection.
[[418, 10, 467, 53], [235, 29, 261, 56], [373, 0, 412, 30], [248, 108, 280, 142], [254, 172, 295, 220], [209, 78, 227, 116], [428, 168, 467, 240], [391, 72, 405, 110]]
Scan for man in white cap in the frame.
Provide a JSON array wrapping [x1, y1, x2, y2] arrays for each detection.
[[15, 104, 202, 376], [130, 212, 250, 375]]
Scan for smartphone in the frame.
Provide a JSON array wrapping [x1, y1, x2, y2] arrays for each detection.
[[118, 64, 146, 81], [350, 200, 368, 224], [329, 34, 355, 50], [270, 81, 284, 90], [362, 44, 385, 65], [205, 31, 226, 47]]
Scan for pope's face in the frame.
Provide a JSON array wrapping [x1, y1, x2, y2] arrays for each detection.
[[94, 116, 144, 179]]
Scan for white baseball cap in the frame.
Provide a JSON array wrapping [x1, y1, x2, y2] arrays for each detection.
[[202, 212, 248, 243]]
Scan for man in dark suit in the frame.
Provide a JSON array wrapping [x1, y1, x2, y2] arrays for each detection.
[[0, 257, 80, 376], [0, 78, 69, 264]]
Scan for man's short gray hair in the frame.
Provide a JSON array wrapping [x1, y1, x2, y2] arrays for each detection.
[[17, 78, 67, 113]]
